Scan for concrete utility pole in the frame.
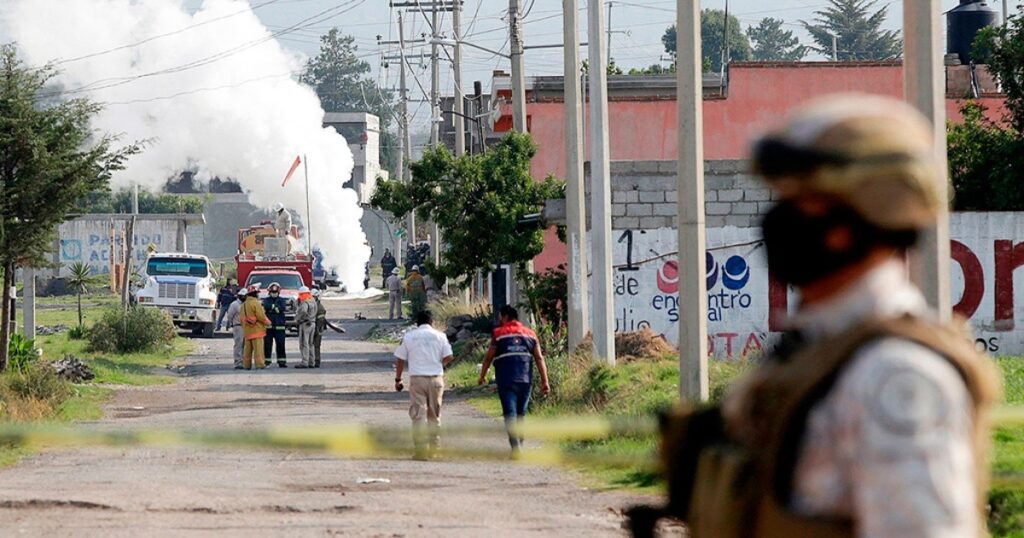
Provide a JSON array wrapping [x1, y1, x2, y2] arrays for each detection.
[[452, 2, 466, 157], [22, 268, 34, 340], [587, 0, 615, 366], [677, 0, 709, 400], [429, 3, 442, 270], [1004, 0, 1010, 25], [398, 12, 415, 251], [904, 0, 951, 322], [563, 0, 589, 350], [606, 1, 612, 63], [509, 0, 527, 132]]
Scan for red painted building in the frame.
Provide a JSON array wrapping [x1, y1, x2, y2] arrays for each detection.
[[488, 61, 1007, 271]]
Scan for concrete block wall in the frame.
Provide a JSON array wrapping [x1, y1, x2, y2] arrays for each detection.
[[584, 160, 778, 229]]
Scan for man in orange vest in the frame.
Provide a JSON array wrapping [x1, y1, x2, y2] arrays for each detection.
[[240, 285, 272, 370]]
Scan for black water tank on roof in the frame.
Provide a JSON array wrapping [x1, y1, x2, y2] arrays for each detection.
[[947, 0, 1000, 64]]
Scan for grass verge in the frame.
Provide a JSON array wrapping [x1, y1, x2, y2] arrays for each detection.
[[449, 351, 1024, 534], [0, 292, 194, 467]]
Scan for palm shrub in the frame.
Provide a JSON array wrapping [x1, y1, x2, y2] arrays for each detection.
[[88, 306, 175, 353], [65, 262, 92, 329]]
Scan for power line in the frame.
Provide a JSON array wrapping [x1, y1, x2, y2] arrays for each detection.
[[41, 0, 367, 99], [48, 0, 287, 67]]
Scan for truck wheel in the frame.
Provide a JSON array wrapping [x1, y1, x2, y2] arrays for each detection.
[[202, 323, 215, 339]]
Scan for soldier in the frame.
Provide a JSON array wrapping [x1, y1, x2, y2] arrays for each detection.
[[262, 282, 289, 368], [631, 95, 999, 537], [312, 288, 327, 368], [294, 286, 316, 369], [380, 249, 396, 287]]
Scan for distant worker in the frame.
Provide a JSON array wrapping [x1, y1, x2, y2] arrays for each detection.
[[393, 309, 454, 460], [225, 288, 246, 369], [477, 305, 551, 457], [294, 286, 317, 369], [630, 95, 1000, 537], [273, 202, 292, 238], [215, 278, 239, 331], [405, 265, 427, 318], [380, 249, 396, 287], [240, 285, 271, 370], [386, 267, 404, 320], [312, 288, 327, 368], [262, 282, 289, 368]]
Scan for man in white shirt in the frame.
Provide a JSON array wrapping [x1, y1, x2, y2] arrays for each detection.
[[394, 309, 454, 459]]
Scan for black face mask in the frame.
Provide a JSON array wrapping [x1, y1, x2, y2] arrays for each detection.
[[761, 200, 876, 287]]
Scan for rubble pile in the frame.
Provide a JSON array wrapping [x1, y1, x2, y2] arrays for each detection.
[[576, 328, 675, 362], [51, 355, 95, 383], [444, 315, 482, 343], [35, 325, 69, 336]]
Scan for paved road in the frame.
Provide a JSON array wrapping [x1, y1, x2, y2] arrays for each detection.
[[0, 295, 649, 537]]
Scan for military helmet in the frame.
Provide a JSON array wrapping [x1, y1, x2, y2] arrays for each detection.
[[268, 282, 282, 293], [751, 93, 941, 231]]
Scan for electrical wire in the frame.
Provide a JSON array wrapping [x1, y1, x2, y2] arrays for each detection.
[[40, 0, 367, 98]]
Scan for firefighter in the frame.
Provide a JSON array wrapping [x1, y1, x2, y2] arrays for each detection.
[[405, 265, 427, 318], [312, 288, 327, 368], [294, 286, 316, 369], [630, 94, 999, 538], [273, 202, 292, 238], [225, 287, 247, 369], [262, 282, 289, 368], [240, 285, 271, 370]]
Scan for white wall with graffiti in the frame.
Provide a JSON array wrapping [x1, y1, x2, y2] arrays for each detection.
[[593, 212, 1024, 358], [56, 218, 182, 277]]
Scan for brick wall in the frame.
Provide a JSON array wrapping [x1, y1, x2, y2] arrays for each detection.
[[583, 159, 777, 230]]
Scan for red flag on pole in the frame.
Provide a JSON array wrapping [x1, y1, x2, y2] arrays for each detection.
[[281, 155, 302, 187]]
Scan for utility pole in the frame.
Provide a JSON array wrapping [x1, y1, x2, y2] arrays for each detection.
[[904, 0, 950, 322], [429, 2, 442, 271], [397, 12, 416, 252], [453, 2, 465, 157], [606, 1, 612, 63], [1003, 0, 1009, 25], [831, 33, 838, 61], [509, 0, 527, 132], [587, 0, 615, 366], [677, 0, 709, 400], [563, 0, 589, 350]]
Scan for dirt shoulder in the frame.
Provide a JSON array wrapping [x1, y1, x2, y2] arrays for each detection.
[[0, 298, 651, 537]]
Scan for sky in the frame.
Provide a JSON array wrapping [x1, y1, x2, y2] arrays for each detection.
[[173, 0, 1011, 129]]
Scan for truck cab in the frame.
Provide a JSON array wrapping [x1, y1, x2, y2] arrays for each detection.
[[244, 268, 304, 333], [135, 253, 218, 338]]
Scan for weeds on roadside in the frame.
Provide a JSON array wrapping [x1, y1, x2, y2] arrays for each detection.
[[0, 366, 71, 421], [88, 307, 175, 354]]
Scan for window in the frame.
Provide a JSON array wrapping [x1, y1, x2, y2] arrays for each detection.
[[146, 257, 209, 278], [246, 273, 303, 289]]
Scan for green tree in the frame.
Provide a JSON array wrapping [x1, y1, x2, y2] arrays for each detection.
[[662, 9, 753, 73], [801, 0, 901, 61], [747, 17, 808, 61], [975, 9, 1024, 133], [947, 7, 1024, 211], [74, 187, 205, 214], [628, 63, 676, 76], [66, 262, 92, 329], [300, 29, 399, 176], [0, 45, 138, 370], [370, 132, 563, 284]]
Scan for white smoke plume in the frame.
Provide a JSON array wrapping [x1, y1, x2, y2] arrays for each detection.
[[0, 0, 370, 290]]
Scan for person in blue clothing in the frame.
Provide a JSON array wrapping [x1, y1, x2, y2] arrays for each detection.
[[215, 279, 238, 331], [262, 282, 288, 368], [477, 305, 551, 456]]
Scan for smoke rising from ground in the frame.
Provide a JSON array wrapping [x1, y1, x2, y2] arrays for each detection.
[[1, 0, 370, 289]]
